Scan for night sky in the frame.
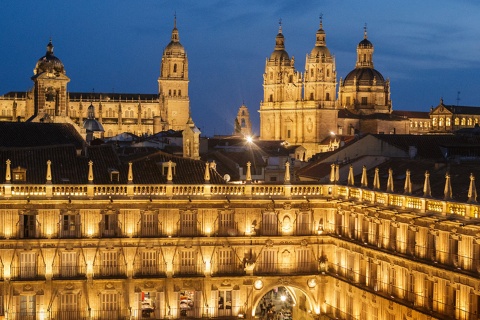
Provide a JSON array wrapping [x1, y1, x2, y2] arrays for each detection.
[[1, 1, 480, 136]]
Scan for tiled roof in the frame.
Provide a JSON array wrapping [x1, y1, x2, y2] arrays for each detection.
[[392, 110, 430, 119], [68, 92, 159, 102], [0, 122, 84, 149], [443, 105, 480, 115]]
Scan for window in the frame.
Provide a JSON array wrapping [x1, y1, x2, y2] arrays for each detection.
[[346, 97, 351, 106], [12, 166, 27, 181], [60, 292, 79, 319], [141, 251, 157, 275], [180, 211, 197, 236], [217, 249, 234, 274], [141, 211, 158, 236], [61, 212, 80, 238], [61, 251, 78, 277], [218, 290, 232, 316], [218, 210, 234, 236], [287, 129, 291, 139], [101, 292, 119, 319], [259, 249, 277, 273], [326, 92, 330, 101], [101, 251, 118, 276], [20, 213, 37, 238], [178, 90, 181, 96], [361, 97, 368, 105], [262, 211, 278, 236], [296, 248, 312, 272], [180, 251, 197, 274], [102, 211, 119, 237], [20, 295, 36, 318], [173, 64, 177, 73], [309, 92, 314, 100], [19, 252, 37, 278], [296, 211, 311, 235]]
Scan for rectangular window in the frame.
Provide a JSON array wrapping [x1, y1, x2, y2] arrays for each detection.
[[142, 251, 157, 275], [296, 212, 311, 235], [20, 295, 36, 318], [61, 213, 80, 238], [102, 251, 118, 276], [218, 290, 232, 316], [102, 212, 118, 237], [21, 214, 37, 238], [218, 211, 234, 236], [60, 293, 79, 319], [180, 251, 196, 274], [262, 212, 278, 236], [217, 249, 234, 274], [260, 250, 277, 273], [180, 211, 196, 236], [101, 292, 119, 319], [296, 248, 312, 273], [361, 97, 368, 105], [19, 252, 36, 278], [142, 212, 157, 236], [346, 97, 351, 106], [61, 252, 77, 277]]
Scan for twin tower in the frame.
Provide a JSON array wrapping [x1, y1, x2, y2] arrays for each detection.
[[259, 20, 392, 157]]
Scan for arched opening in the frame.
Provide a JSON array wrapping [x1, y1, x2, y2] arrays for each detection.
[[252, 285, 317, 320]]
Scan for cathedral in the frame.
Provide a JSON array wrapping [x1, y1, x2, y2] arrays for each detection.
[[0, 17, 190, 138]]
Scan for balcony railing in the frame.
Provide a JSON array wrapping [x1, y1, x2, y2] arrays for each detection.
[[93, 263, 127, 278], [50, 310, 87, 320], [173, 263, 203, 277], [254, 262, 318, 275], [133, 261, 167, 278], [10, 266, 45, 280], [52, 265, 87, 279]]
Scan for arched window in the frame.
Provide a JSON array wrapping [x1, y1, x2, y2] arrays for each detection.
[[432, 118, 437, 126], [310, 69, 314, 77], [468, 118, 472, 126], [326, 92, 330, 101], [461, 118, 466, 125], [269, 94, 273, 102], [241, 110, 245, 116], [454, 118, 459, 125], [309, 93, 314, 101], [168, 90, 171, 96], [173, 64, 177, 73], [439, 118, 443, 127], [289, 75, 293, 83], [327, 69, 330, 77], [173, 90, 176, 96], [446, 118, 451, 126], [241, 119, 246, 127]]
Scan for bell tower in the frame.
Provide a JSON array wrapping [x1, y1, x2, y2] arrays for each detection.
[[158, 16, 190, 131], [31, 40, 70, 120]]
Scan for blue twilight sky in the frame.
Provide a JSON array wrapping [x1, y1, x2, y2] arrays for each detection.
[[1, 1, 480, 136]]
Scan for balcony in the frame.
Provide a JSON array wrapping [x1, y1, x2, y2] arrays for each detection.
[[10, 266, 45, 280], [211, 262, 245, 276], [50, 310, 87, 320], [133, 261, 167, 278], [93, 263, 127, 278], [52, 265, 87, 279], [173, 263, 203, 277]]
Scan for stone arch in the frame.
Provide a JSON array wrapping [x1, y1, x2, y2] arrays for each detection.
[[249, 279, 319, 318]]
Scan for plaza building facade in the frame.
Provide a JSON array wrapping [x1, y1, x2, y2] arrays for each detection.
[[0, 148, 479, 319]]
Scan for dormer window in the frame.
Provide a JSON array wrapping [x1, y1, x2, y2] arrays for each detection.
[[109, 168, 119, 182], [13, 166, 27, 182], [160, 162, 176, 176]]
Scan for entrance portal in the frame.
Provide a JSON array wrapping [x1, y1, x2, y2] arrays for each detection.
[[254, 286, 312, 320]]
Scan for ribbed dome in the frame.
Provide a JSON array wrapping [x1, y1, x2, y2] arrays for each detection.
[[310, 46, 331, 58], [83, 104, 104, 132], [34, 40, 65, 75], [343, 68, 385, 86]]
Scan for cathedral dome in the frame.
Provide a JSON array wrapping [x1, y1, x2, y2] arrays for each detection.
[[269, 28, 290, 61], [343, 67, 385, 86], [164, 18, 185, 55], [83, 103, 104, 132], [358, 37, 373, 48], [310, 46, 331, 58], [34, 40, 65, 75]]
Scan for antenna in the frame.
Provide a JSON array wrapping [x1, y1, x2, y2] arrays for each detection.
[[456, 91, 461, 106]]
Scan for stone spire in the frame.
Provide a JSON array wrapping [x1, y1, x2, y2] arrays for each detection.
[[46, 160, 52, 184], [361, 165, 368, 188], [5, 159, 11, 183], [204, 162, 211, 183], [386, 168, 394, 193], [347, 165, 355, 186], [373, 167, 380, 190], [128, 162, 133, 184], [404, 169, 412, 195], [444, 173, 452, 200], [468, 173, 477, 203], [284, 161, 291, 184], [423, 171, 431, 197], [246, 162, 252, 184], [88, 161, 94, 184]]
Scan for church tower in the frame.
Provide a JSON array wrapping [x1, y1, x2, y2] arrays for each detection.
[[31, 40, 70, 120], [338, 26, 391, 115], [233, 103, 252, 137], [158, 16, 190, 131], [304, 16, 336, 108], [183, 117, 200, 160], [259, 22, 302, 142]]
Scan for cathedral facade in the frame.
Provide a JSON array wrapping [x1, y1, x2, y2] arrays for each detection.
[[0, 18, 190, 138]]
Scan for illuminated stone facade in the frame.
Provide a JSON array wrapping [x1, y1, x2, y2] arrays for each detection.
[[0, 19, 189, 138], [0, 162, 479, 319]]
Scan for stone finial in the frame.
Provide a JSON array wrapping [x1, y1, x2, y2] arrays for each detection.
[[284, 161, 291, 184], [361, 165, 368, 188], [167, 160, 173, 184], [46, 160, 52, 184], [246, 162, 252, 184], [329, 163, 335, 183], [404, 169, 412, 195], [204, 161, 211, 183], [5, 159, 11, 182], [468, 173, 477, 203], [347, 165, 355, 186], [128, 162, 133, 184], [335, 164, 340, 182], [423, 171, 431, 197], [373, 168, 380, 190], [444, 173, 452, 200], [88, 160, 94, 183], [386, 168, 394, 193]]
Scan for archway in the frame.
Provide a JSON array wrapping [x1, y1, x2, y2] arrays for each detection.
[[252, 284, 318, 320]]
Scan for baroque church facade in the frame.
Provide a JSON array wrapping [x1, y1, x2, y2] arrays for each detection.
[[0, 18, 190, 138]]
